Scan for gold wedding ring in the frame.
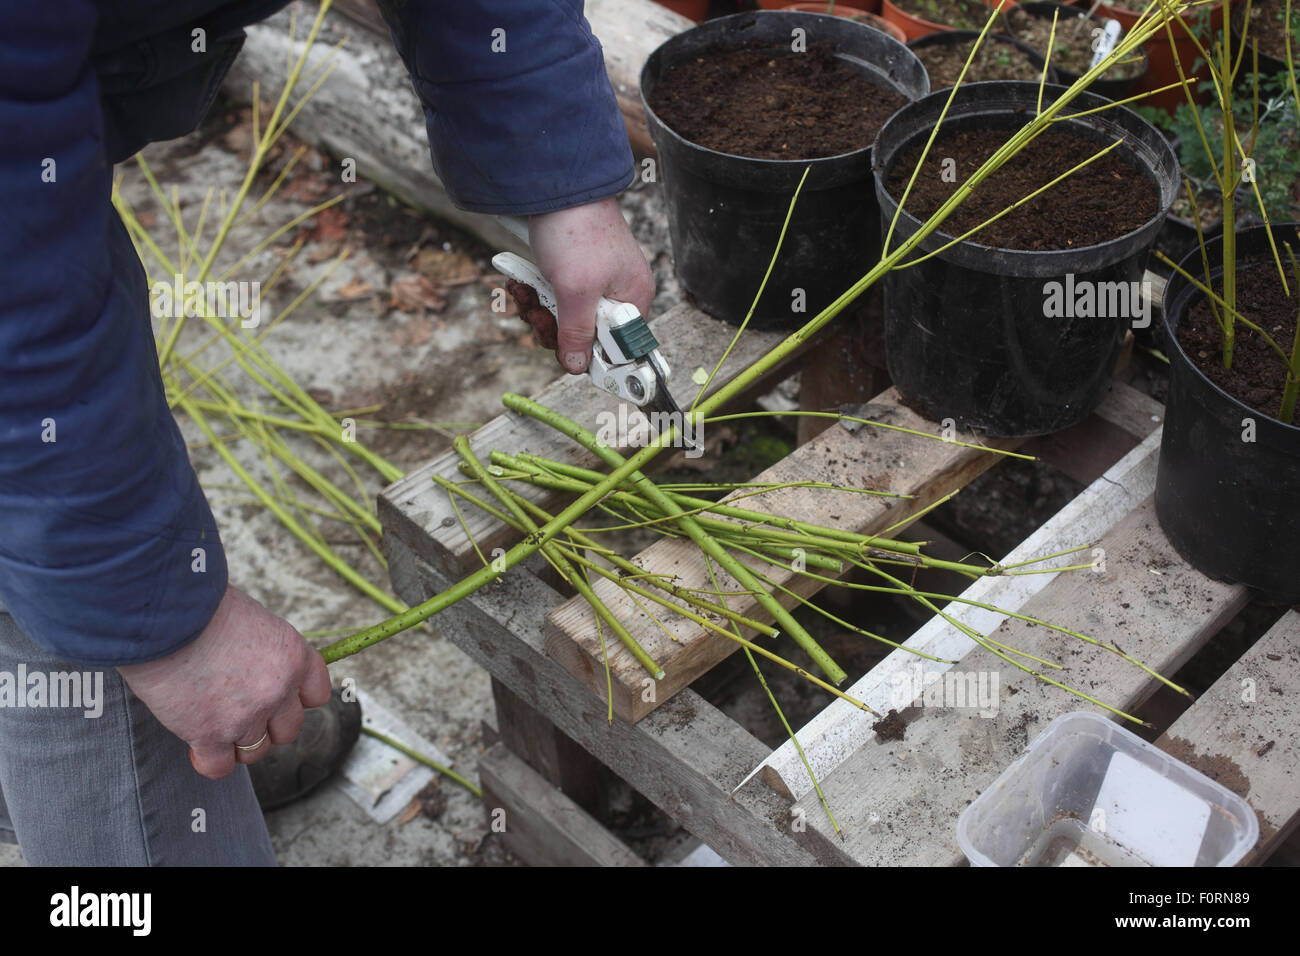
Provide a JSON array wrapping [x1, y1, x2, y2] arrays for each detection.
[[236, 732, 269, 752]]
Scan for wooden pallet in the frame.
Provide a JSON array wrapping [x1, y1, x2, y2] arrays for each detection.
[[379, 283, 1300, 866]]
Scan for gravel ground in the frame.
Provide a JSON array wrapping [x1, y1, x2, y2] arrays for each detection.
[[1, 94, 681, 868]]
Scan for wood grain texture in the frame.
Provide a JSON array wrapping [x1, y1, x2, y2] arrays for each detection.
[[1028, 380, 1165, 485], [491, 676, 608, 817], [479, 742, 646, 866], [760, 416, 1164, 801], [545, 387, 1022, 723], [1156, 611, 1300, 864], [384, 532, 824, 865], [378, 303, 800, 580], [791, 497, 1249, 866]]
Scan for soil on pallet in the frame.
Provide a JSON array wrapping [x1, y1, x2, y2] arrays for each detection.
[[887, 125, 1160, 249], [872, 707, 910, 741], [1178, 261, 1300, 422], [892, 0, 1010, 30], [1131, 600, 1287, 741], [1004, 8, 1145, 79], [647, 44, 910, 159], [912, 37, 1044, 88]]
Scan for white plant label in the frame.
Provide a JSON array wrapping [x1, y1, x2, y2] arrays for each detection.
[[1089, 19, 1122, 70]]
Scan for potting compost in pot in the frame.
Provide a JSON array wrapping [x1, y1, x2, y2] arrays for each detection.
[[907, 30, 1054, 89], [1156, 224, 1300, 604], [641, 11, 929, 327], [873, 81, 1179, 436], [1002, 3, 1148, 101]]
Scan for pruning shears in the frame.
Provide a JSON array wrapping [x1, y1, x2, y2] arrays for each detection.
[[492, 217, 687, 427]]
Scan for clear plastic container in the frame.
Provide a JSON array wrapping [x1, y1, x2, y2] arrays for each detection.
[[956, 711, 1258, 867]]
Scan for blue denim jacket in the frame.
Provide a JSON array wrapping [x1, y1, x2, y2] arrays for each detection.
[[0, 1, 634, 664]]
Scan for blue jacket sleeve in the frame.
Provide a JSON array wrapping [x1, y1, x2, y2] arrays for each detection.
[[0, 2, 228, 666], [378, 0, 635, 215]]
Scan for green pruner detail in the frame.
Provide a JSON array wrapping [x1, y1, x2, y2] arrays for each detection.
[[609, 315, 658, 360]]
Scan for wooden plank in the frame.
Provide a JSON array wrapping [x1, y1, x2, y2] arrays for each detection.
[[379, 303, 801, 579], [1091, 378, 1166, 440], [1156, 610, 1300, 865], [545, 388, 1022, 723], [791, 496, 1249, 866], [479, 742, 646, 866], [759, 422, 1164, 801], [383, 531, 824, 865], [491, 677, 608, 818], [1029, 381, 1165, 485], [1144, 269, 1168, 308]]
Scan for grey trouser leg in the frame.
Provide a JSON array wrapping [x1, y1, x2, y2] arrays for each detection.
[[0, 611, 275, 865]]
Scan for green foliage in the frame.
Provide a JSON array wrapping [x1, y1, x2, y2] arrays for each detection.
[[1130, 103, 1174, 132], [1166, 72, 1300, 221], [742, 433, 792, 471]]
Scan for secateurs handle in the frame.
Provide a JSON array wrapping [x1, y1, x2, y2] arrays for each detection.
[[490, 250, 670, 408]]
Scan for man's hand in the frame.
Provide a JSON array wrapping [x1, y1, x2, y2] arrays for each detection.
[[117, 585, 332, 780], [528, 197, 654, 374]]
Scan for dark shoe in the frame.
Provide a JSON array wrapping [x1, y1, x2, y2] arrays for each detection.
[[249, 686, 362, 811]]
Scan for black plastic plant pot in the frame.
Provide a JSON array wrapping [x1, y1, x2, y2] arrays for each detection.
[[1006, 2, 1149, 101], [907, 30, 1058, 88], [872, 82, 1179, 436], [1150, 205, 1224, 281], [1235, 3, 1297, 81], [1155, 223, 1300, 605], [640, 11, 929, 327]]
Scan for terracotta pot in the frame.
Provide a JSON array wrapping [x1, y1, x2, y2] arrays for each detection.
[[881, 0, 1017, 41], [1094, 1, 1231, 112], [654, 0, 711, 19], [782, 3, 908, 42]]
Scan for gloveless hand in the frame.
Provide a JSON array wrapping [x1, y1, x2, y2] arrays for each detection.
[[117, 585, 332, 779], [528, 196, 655, 374]]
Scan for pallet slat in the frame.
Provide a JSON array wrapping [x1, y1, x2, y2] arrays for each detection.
[[760, 398, 1162, 800], [384, 532, 828, 865], [791, 496, 1249, 866], [545, 388, 1022, 722], [479, 742, 646, 866], [1156, 610, 1300, 864], [379, 303, 797, 580]]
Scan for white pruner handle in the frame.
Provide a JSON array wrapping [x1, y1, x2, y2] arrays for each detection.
[[490, 251, 664, 406]]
